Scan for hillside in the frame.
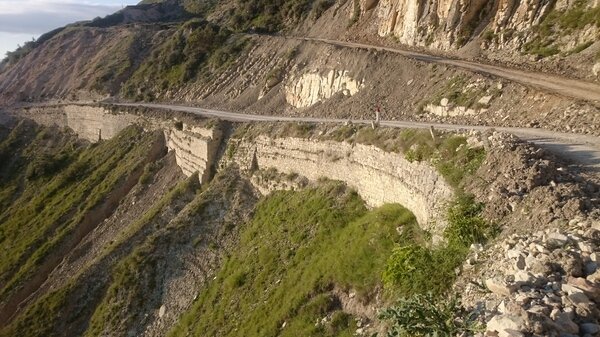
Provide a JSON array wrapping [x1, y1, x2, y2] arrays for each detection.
[[0, 1, 600, 336]]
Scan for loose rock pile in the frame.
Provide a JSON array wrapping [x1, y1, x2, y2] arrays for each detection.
[[462, 218, 600, 337]]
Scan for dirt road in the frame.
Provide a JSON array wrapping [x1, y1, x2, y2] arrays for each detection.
[[117, 103, 600, 170], [293, 37, 600, 104]]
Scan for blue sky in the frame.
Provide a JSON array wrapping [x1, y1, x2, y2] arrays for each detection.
[[0, 0, 140, 58]]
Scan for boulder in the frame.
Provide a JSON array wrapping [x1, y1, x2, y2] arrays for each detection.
[[514, 271, 535, 286], [567, 277, 600, 302], [593, 62, 600, 77], [515, 254, 526, 270], [554, 312, 579, 334], [486, 314, 525, 337], [478, 95, 493, 106], [547, 232, 568, 247], [486, 278, 517, 297]]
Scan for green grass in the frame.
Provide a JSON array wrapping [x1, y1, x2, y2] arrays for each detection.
[[0, 285, 72, 337], [84, 176, 199, 337], [169, 181, 421, 337]]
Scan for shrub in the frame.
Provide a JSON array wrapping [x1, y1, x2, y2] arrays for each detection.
[[379, 293, 481, 337], [138, 163, 155, 185], [329, 311, 352, 333], [25, 152, 72, 180], [383, 244, 435, 294], [444, 194, 491, 247], [383, 194, 491, 296]]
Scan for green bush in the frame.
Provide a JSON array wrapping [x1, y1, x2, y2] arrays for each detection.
[[383, 193, 491, 296], [329, 311, 352, 334], [312, 0, 335, 19], [383, 244, 436, 294], [379, 293, 481, 337], [444, 194, 490, 247], [25, 152, 72, 180], [174, 121, 184, 131], [122, 20, 239, 98]]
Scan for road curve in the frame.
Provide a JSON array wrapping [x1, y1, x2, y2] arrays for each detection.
[[117, 103, 600, 170], [292, 37, 600, 104]]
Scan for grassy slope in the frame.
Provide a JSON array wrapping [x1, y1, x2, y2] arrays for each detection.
[[0, 125, 157, 302], [169, 181, 421, 337], [0, 175, 198, 337]]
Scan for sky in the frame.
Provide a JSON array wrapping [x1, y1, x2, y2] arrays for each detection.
[[0, 0, 140, 58]]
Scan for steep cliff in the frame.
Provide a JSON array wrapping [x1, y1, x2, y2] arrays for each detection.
[[285, 69, 364, 108], [357, 0, 597, 53]]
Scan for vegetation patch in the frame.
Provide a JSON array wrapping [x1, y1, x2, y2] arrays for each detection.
[[169, 182, 421, 337], [379, 293, 482, 337], [419, 75, 490, 111], [122, 19, 249, 100], [383, 194, 492, 296], [523, 0, 600, 58], [0, 173, 198, 337], [0, 125, 156, 302], [227, 0, 317, 32]]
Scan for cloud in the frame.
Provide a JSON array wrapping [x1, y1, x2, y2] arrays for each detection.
[[0, 0, 137, 34]]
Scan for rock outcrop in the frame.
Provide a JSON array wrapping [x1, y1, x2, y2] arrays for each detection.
[[165, 126, 222, 183], [285, 69, 364, 108], [373, 0, 598, 52]]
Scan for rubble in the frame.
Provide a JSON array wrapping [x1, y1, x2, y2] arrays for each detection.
[[462, 219, 600, 336]]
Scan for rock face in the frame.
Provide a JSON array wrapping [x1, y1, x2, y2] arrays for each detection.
[[16, 105, 222, 183], [165, 126, 222, 183], [373, 0, 597, 50], [229, 134, 454, 235], [285, 69, 364, 108]]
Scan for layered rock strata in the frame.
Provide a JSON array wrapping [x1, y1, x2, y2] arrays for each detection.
[[229, 135, 454, 235]]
